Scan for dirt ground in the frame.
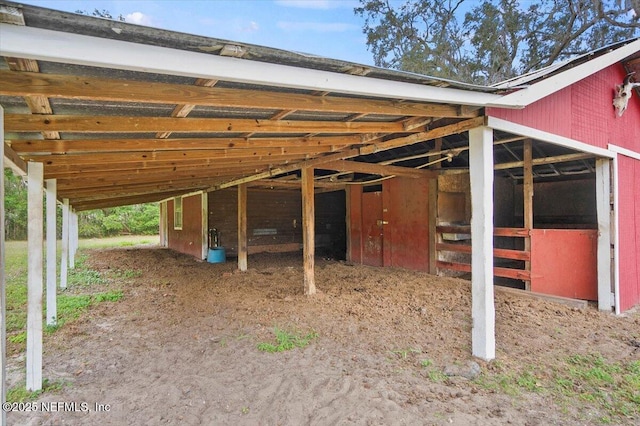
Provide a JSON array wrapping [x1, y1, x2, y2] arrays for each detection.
[[7, 246, 640, 425]]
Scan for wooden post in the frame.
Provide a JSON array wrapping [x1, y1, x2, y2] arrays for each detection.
[[27, 161, 44, 391], [428, 138, 442, 275], [523, 139, 533, 291], [469, 127, 495, 361], [301, 167, 316, 295], [595, 158, 612, 311], [159, 201, 167, 247], [45, 179, 57, 326], [69, 210, 78, 269], [201, 192, 208, 260], [1, 105, 7, 425], [237, 184, 248, 272], [60, 198, 69, 289]]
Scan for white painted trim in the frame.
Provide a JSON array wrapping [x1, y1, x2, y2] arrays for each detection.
[[489, 39, 640, 107], [0, 105, 7, 425], [159, 201, 168, 247], [26, 161, 44, 392], [69, 210, 77, 269], [45, 179, 57, 326], [595, 159, 612, 311], [201, 193, 208, 260], [60, 199, 69, 289], [0, 23, 503, 107], [608, 144, 640, 161], [487, 116, 615, 158], [612, 154, 621, 315], [469, 126, 496, 361]]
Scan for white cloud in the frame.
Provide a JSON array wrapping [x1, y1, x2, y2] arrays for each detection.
[[243, 21, 260, 33], [275, 0, 357, 10], [277, 21, 358, 32], [125, 12, 153, 26]]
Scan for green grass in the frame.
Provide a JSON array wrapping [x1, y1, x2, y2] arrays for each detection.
[[257, 327, 318, 353], [6, 379, 66, 403], [3, 238, 135, 349]]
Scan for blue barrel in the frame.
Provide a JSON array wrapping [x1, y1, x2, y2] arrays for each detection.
[[207, 247, 226, 263]]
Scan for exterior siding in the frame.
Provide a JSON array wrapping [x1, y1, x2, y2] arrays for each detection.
[[487, 63, 640, 151], [167, 194, 204, 259], [618, 155, 640, 312]]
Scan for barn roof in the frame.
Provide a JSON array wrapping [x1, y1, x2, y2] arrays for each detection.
[[1, 1, 638, 210]]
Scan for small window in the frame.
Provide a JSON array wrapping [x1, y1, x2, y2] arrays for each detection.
[[174, 197, 183, 230]]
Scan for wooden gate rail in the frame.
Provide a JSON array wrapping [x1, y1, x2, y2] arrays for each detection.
[[435, 225, 531, 281]]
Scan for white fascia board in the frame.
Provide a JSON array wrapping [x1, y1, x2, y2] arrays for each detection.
[[0, 23, 502, 107], [488, 39, 640, 108], [608, 144, 640, 160], [487, 116, 615, 158]]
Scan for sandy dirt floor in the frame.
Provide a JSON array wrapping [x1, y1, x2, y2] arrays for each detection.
[[7, 246, 640, 425]]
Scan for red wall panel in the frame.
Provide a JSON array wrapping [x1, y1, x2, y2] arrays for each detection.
[[617, 155, 640, 312], [167, 194, 203, 259], [487, 63, 640, 152]]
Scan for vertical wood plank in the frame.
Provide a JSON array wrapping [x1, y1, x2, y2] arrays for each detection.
[[1, 105, 7, 424], [428, 138, 442, 275], [60, 198, 69, 289], [201, 192, 208, 260], [302, 167, 316, 295], [595, 158, 612, 311], [45, 179, 57, 326], [27, 161, 44, 391], [523, 139, 533, 291], [469, 126, 495, 361], [237, 184, 248, 272]]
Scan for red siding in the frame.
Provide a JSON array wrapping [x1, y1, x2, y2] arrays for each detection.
[[167, 194, 203, 259], [487, 63, 640, 152], [618, 155, 640, 312]]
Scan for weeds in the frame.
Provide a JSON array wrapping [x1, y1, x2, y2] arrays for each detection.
[[257, 327, 318, 353], [7, 379, 66, 403]]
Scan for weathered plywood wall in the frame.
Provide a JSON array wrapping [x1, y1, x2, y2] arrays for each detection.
[[167, 194, 204, 259], [208, 188, 346, 258]]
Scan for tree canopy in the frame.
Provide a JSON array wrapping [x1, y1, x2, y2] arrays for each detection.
[[355, 0, 640, 85]]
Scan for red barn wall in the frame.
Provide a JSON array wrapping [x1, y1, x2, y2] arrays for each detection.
[[618, 155, 640, 312], [167, 194, 204, 259], [487, 63, 640, 152]]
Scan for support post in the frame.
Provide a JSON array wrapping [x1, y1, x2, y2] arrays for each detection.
[[201, 192, 208, 260], [428, 138, 442, 275], [595, 158, 612, 311], [469, 126, 495, 361], [27, 161, 44, 391], [159, 201, 167, 247], [45, 179, 57, 326], [1, 105, 7, 425], [60, 198, 69, 289], [237, 184, 248, 272], [69, 210, 78, 269], [301, 167, 316, 295], [523, 139, 533, 291]]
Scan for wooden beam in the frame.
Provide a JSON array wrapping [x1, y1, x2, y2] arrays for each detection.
[[237, 184, 248, 272], [523, 139, 533, 291], [469, 126, 495, 361], [8, 135, 361, 154], [26, 161, 44, 391], [157, 78, 218, 139], [301, 167, 316, 295], [320, 160, 436, 178], [215, 117, 484, 190], [3, 142, 27, 174], [0, 70, 475, 118], [495, 152, 594, 171], [5, 114, 407, 134], [70, 190, 192, 211]]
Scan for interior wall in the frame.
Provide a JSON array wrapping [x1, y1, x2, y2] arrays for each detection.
[[207, 188, 346, 258], [514, 178, 596, 228]]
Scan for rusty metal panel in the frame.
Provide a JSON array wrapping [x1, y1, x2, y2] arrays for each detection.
[[530, 229, 598, 300], [361, 191, 383, 267]]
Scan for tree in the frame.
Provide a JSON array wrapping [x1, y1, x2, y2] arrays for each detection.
[[355, 0, 640, 84], [75, 8, 125, 22]]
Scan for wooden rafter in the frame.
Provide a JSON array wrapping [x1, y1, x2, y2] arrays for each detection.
[[0, 70, 476, 118], [5, 114, 408, 134], [320, 160, 436, 178]]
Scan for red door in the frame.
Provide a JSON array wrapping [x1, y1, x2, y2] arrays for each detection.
[[361, 191, 383, 266]]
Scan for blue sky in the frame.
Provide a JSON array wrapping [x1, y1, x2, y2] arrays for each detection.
[[20, 0, 377, 65]]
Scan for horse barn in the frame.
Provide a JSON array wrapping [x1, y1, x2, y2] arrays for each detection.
[[0, 1, 639, 395]]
